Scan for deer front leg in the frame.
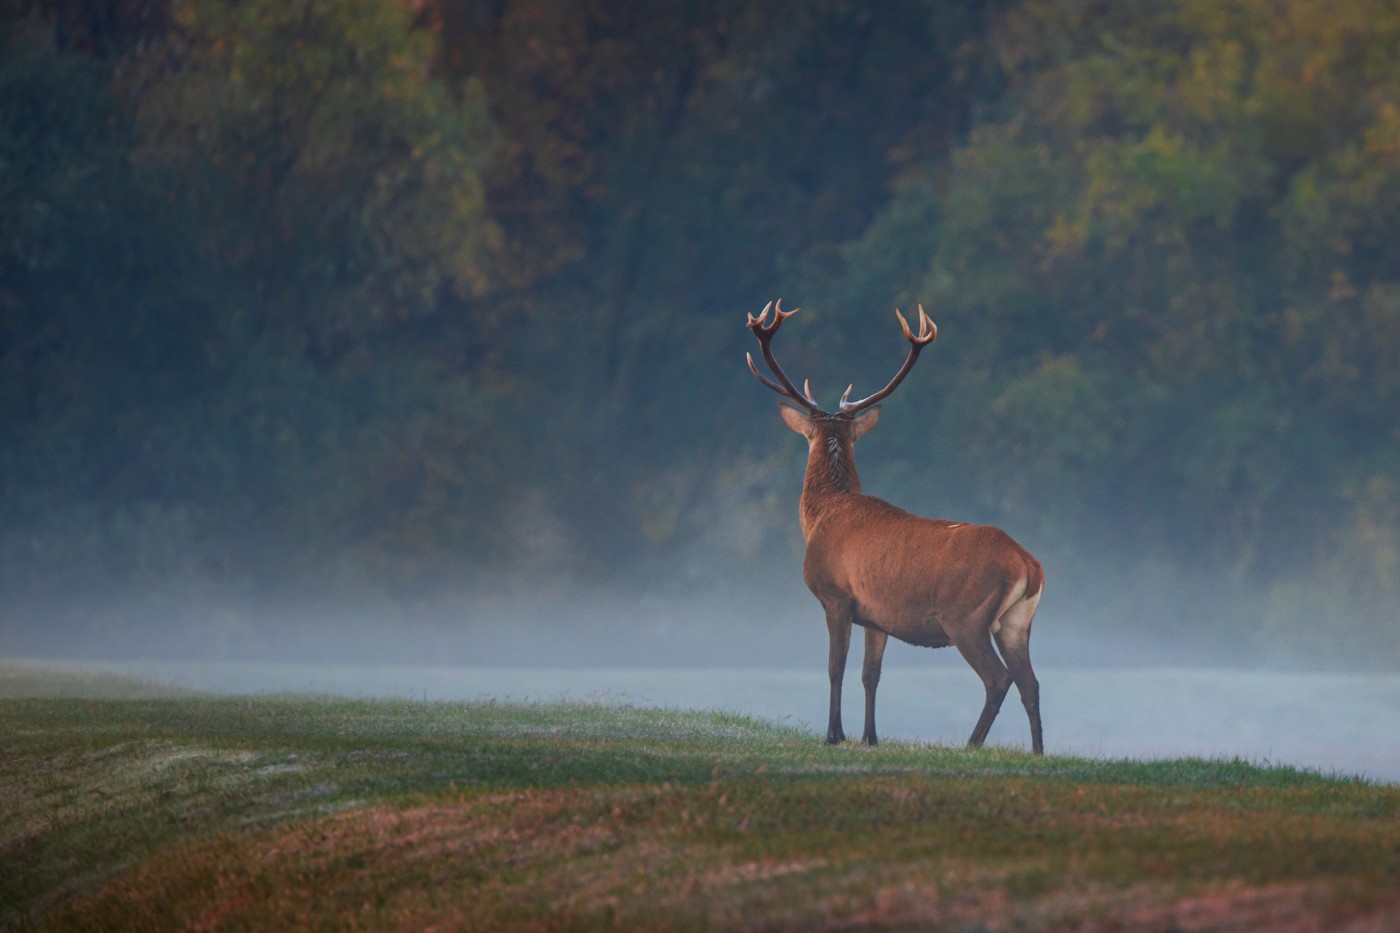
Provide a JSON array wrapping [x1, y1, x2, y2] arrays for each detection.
[[824, 606, 853, 744], [860, 626, 888, 746]]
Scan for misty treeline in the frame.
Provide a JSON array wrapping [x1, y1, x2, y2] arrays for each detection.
[[2, 0, 1397, 667]]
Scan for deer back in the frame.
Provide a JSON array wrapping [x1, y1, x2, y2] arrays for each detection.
[[803, 494, 1043, 643]]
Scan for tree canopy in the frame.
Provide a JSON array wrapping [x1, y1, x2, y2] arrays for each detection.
[[1, 0, 1396, 666]]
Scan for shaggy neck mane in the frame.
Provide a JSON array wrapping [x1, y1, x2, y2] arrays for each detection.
[[806, 427, 860, 496], [826, 435, 851, 487]]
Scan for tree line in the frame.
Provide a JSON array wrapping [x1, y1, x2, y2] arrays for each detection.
[[1, 0, 1396, 666]]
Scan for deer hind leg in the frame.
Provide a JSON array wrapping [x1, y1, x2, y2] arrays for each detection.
[[860, 626, 888, 747], [994, 591, 1043, 755], [956, 630, 1013, 749], [823, 602, 854, 744]]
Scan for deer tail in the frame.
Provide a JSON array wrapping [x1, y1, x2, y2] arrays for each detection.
[[1025, 555, 1045, 601]]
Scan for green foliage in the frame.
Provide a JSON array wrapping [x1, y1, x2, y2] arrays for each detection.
[[2, 0, 1398, 665], [435, 0, 998, 577], [841, 0, 1400, 661], [0, 2, 501, 622], [126, 0, 497, 338]]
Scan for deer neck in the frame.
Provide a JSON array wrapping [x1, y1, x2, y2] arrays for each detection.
[[798, 431, 862, 538]]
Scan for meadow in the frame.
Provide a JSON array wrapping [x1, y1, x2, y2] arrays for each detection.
[[19, 656, 1400, 783], [3, 663, 1399, 930]]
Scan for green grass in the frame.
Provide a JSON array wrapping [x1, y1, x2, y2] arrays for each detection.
[[3, 664, 1397, 930]]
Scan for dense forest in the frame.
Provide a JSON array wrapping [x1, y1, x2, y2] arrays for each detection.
[[2, 0, 1397, 667]]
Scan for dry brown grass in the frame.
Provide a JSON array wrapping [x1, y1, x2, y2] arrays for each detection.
[[42, 777, 1400, 931]]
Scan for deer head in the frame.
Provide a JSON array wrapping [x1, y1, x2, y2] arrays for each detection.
[[745, 298, 937, 442], [746, 299, 937, 507]]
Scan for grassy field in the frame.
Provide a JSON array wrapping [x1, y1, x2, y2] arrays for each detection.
[[3, 664, 1398, 930]]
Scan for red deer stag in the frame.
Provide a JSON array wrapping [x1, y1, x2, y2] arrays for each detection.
[[746, 300, 1045, 754]]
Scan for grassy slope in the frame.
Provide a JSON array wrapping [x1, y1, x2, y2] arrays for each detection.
[[2, 664, 1398, 931]]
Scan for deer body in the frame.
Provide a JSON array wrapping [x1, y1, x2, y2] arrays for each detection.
[[749, 302, 1044, 754]]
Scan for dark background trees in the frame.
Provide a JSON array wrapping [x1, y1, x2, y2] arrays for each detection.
[[1, 0, 1395, 667]]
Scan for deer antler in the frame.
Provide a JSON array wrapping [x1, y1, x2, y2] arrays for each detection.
[[838, 305, 937, 414], [746, 299, 821, 412]]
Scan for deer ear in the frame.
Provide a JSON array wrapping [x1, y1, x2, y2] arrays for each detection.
[[851, 405, 881, 439], [778, 403, 813, 436]]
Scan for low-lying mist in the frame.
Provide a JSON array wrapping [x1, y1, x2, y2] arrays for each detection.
[[7, 572, 1399, 784], [12, 648, 1400, 786], [0, 564, 1382, 673]]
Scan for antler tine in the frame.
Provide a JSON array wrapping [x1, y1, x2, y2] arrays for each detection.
[[745, 299, 820, 412], [747, 352, 792, 399], [895, 304, 938, 344], [838, 305, 938, 414], [746, 300, 774, 329], [917, 304, 937, 342]]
